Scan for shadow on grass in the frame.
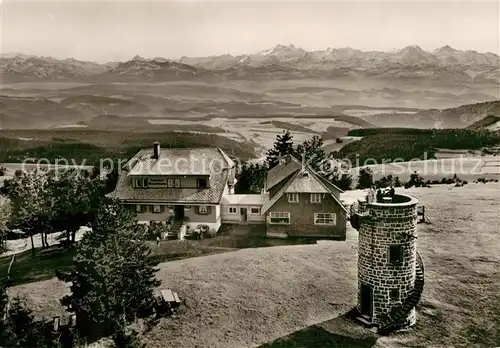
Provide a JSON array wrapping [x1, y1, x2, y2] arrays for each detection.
[[208, 224, 334, 249], [0, 246, 76, 286], [259, 310, 378, 348]]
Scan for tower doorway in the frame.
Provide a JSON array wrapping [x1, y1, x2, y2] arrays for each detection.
[[360, 283, 373, 317]]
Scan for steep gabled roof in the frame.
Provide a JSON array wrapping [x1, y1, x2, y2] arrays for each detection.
[[109, 147, 232, 204], [285, 170, 330, 193], [261, 169, 301, 213], [262, 163, 348, 214], [266, 156, 301, 191], [127, 148, 232, 176], [310, 168, 344, 194]]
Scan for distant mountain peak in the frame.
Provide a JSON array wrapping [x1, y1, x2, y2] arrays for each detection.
[[436, 45, 458, 54], [401, 45, 425, 53], [131, 55, 146, 62], [275, 44, 296, 49], [151, 57, 168, 63]]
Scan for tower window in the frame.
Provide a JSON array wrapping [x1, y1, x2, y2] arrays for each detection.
[[389, 288, 400, 301], [388, 245, 403, 264]]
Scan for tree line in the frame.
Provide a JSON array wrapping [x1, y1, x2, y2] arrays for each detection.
[[340, 128, 500, 164], [0, 169, 161, 347], [0, 169, 111, 255]]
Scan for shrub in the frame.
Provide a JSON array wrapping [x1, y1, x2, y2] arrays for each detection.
[[374, 175, 394, 189], [406, 171, 424, 188], [357, 167, 374, 189], [441, 177, 455, 184], [394, 176, 402, 187], [204, 228, 218, 239], [0, 167, 6, 176]]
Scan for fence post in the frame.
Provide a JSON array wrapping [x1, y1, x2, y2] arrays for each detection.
[[7, 254, 15, 282]]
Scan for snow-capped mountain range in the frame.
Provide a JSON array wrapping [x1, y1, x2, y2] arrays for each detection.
[[1, 45, 499, 83], [179, 44, 500, 69]]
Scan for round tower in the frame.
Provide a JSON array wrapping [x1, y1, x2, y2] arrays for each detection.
[[355, 193, 424, 333]]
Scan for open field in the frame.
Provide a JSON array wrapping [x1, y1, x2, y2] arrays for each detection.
[[347, 155, 500, 184], [8, 183, 500, 348]]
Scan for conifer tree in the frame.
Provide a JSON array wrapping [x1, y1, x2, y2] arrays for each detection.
[[266, 130, 295, 169], [58, 201, 160, 341]]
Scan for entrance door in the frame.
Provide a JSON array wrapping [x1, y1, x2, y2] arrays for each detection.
[[360, 283, 373, 317], [174, 206, 185, 221], [240, 208, 248, 222]]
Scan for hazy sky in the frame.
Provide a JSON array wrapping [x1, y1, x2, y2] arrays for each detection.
[[1, 1, 499, 62]]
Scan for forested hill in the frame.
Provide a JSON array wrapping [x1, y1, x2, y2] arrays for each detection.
[[361, 100, 500, 128], [0, 130, 256, 166], [466, 115, 500, 130], [338, 128, 500, 164]]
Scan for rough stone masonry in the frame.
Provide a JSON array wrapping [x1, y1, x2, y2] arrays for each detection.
[[357, 194, 419, 327]]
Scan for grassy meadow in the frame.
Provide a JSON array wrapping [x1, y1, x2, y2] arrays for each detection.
[[7, 183, 500, 348]]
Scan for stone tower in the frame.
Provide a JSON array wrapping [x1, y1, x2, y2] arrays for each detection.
[[352, 193, 424, 334]]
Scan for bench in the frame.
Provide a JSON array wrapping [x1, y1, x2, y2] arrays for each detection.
[[160, 289, 181, 307]]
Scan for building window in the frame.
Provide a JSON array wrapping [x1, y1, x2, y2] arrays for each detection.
[[153, 205, 161, 214], [198, 205, 208, 215], [250, 207, 260, 215], [198, 178, 207, 189], [311, 193, 322, 203], [389, 289, 400, 301], [174, 178, 181, 188], [287, 193, 299, 203], [268, 212, 290, 224], [143, 179, 149, 188], [135, 179, 142, 188], [314, 213, 336, 225], [136, 204, 142, 213], [388, 245, 403, 264], [229, 207, 238, 214], [167, 178, 174, 188]]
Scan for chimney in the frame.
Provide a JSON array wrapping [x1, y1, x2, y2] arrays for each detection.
[[152, 142, 160, 160], [301, 150, 308, 176]]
